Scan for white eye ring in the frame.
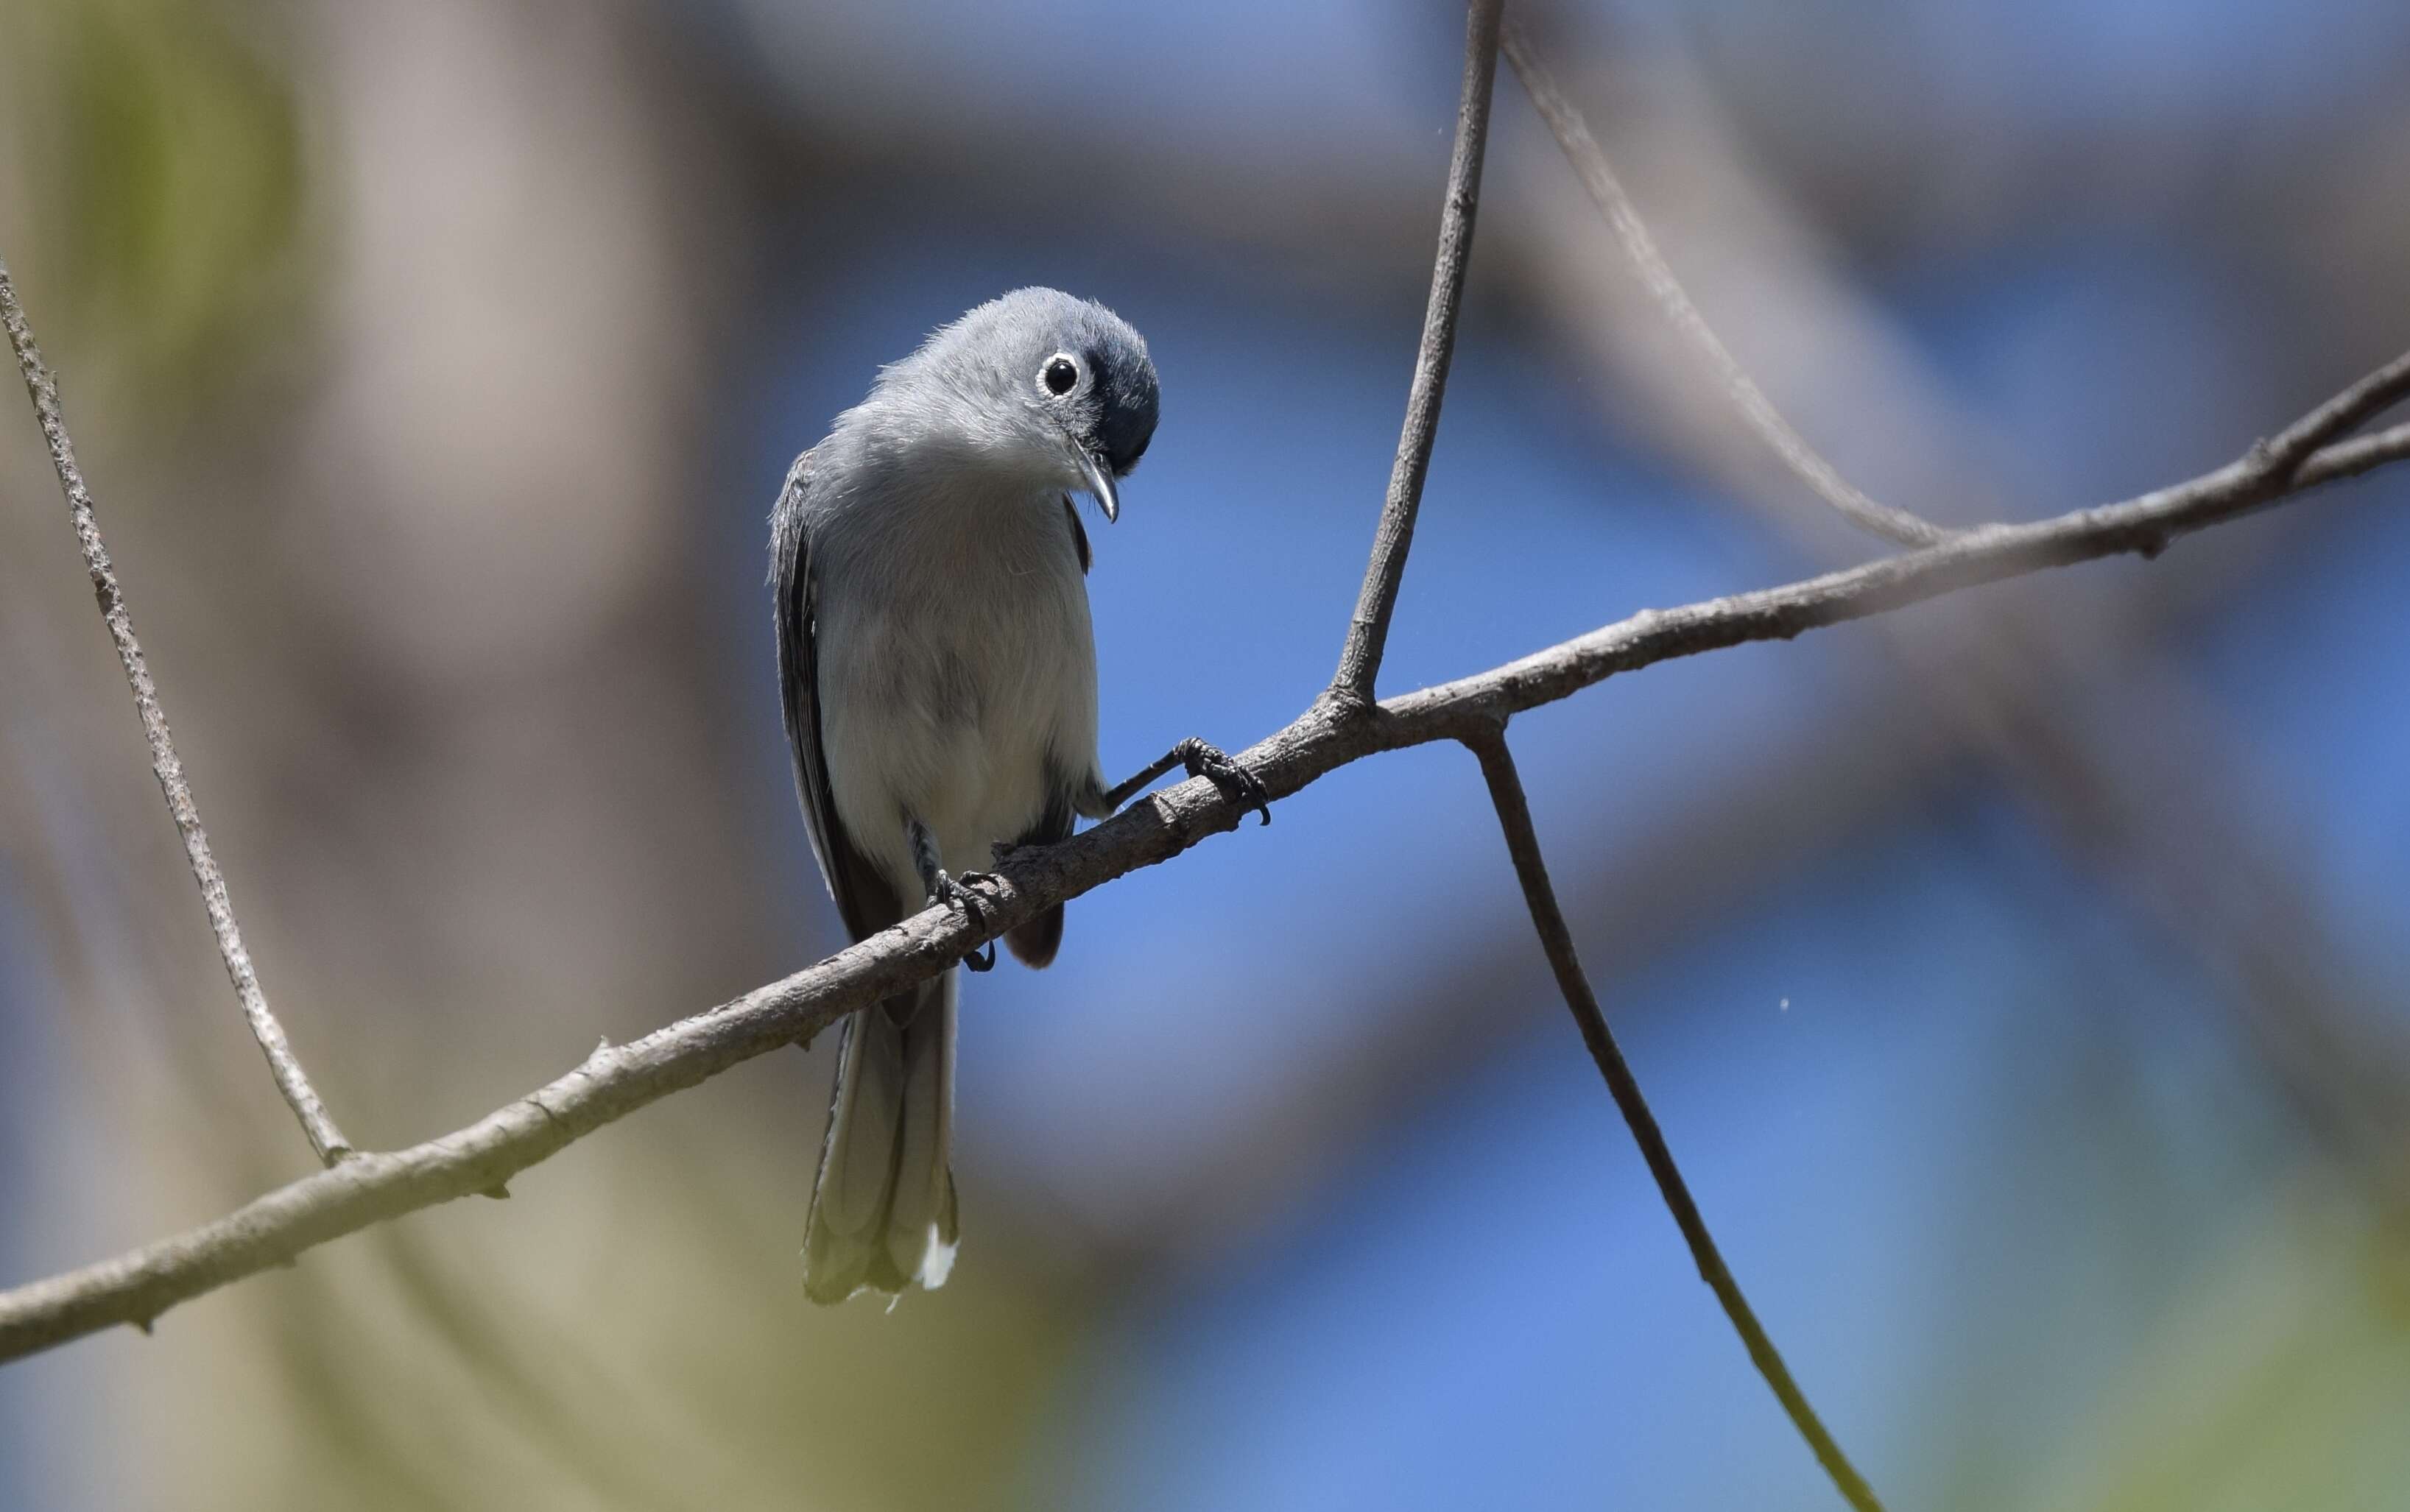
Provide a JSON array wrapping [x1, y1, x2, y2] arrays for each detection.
[[1039, 352, 1081, 397]]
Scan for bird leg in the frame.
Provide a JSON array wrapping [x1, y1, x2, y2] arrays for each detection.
[[1097, 738, 1272, 825], [910, 817, 996, 972]]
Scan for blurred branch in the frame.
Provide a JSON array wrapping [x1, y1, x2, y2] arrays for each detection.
[[1502, 18, 1954, 548], [1466, 729, 1882, 1511], [0, 258, 353, 1167], [1333, 0, 1501, 704], [2, 364, 2406, 1360], [1504, 38, 2410, 1211]]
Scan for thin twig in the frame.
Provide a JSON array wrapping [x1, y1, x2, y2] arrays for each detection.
[[0, 261, 353, 1167], [2251, 347, 2410, 481], [1, 358, 2403, 1363], [1503, 21, 1954, 549], [1464, 729, 1884, 1511], [1332, 0, 1503, 704]]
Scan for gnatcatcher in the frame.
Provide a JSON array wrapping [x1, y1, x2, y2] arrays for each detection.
[[771, 288, 1271, 1303]]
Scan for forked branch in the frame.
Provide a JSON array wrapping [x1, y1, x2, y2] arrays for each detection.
[[7, 24, 2410, 1512], [2, 365, 2403, 1365]]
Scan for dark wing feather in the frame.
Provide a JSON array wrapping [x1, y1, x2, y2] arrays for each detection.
[[773, 448, 905, 943], [1063, 497, 1091, 576], [1001, 500, 1094, 969]]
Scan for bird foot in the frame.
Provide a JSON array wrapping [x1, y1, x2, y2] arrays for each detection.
[[929, 871, 997, 972], [1178, 738, 1272, 825]]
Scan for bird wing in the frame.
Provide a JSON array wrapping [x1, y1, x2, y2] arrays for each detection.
[[1063, 496, 1091, 575], [773, 448, 905, 942]]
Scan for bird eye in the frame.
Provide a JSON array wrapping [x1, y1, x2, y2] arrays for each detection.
[[1040, 354, 1079, 397]]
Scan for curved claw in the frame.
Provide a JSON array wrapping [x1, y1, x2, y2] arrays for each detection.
[[931, 872, 998, 972], [1228, 767, 1274, 827]]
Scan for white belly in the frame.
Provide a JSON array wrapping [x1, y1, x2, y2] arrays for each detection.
[[814, 488, 1099, 898]]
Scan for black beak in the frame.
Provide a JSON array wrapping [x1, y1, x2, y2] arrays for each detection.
[[1076, 448, 1119, 523]]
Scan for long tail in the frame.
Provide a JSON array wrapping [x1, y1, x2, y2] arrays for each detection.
[[803, 971, 959, 1304]]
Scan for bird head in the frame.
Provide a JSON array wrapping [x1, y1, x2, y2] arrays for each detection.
[[903, 287, 1160, 521]]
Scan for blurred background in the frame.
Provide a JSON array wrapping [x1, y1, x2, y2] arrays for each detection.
[[3, 0, 2409, 1506]]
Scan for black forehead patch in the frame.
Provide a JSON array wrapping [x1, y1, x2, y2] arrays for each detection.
[[1088, 344, 1160, 474]]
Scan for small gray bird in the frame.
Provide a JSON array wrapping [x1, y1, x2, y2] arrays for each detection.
[[771, 288, 1268, 1304]]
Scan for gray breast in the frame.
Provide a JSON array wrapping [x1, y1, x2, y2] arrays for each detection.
[[809, 474, 1100, 886]]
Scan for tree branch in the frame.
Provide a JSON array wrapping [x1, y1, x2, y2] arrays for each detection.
[[1463, 729, 1883, 1511], [1505, 40, 2410, 1212], [1, 358, 2403, 1363], [0, 260, 353, 1167], [1331, 0, 1502, 704], [1502, 19, 1955, 549]]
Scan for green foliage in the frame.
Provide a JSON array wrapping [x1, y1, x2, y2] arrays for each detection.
[[11, 0, 314, 405]]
